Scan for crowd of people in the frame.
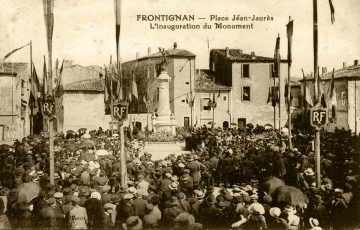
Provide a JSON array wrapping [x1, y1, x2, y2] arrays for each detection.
[[0, 125, 359, 229]]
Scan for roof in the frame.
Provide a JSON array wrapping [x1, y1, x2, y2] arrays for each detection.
[[195, 70, 231, 91], [211, 49, 288, 63], [135, 48, 195, 62], [64, 78, 104, 92], [301, 64, 360, 81], [0, 62, 28, 75]]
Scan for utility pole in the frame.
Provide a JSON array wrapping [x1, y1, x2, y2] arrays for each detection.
[[313, 0, 321, 188]]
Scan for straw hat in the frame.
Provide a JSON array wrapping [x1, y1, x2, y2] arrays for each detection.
[[269, 207, 281, 218], [248, 203, 265, 215], [304, 168, 315, 176], [309, 218, 320, 228]]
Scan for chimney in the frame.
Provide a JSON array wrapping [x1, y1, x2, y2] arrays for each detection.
[[148, 47, 151, 55], [354, 59, 359, 66], [251, 52, 255, 59], [136, 52, 139, 60], [343, 62, 347, 68], [322, 67, 327, 74], [173, 42, 177, 49], [225, 47, 229, 57]]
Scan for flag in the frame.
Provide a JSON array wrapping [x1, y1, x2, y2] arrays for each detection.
[[328, 69, 337, 121], [114, 0, 123, 100], [56, 60, 64, 97], [3, 43, 29, 61], [131, 73, 138, 100], [217, 90, 221, 98], [305, 85, 314, 106], [104, 67, 110, 103], [272, 86, 279, 107], [329, 0, 335, 24], [115, 0, 121, 56], [42, 56, 47, 100], [29, 63, 40, 113], [284, 78, 290, 113], [267, 87, 271, 104], [274, 34, 281, 78], [43, 0, 54, 54], [286, 19, 293, 65]]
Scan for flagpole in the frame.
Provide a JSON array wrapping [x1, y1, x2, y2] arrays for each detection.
[[110, 56, 114, 135], [212, 76, 215, 131], [302, 69, 307, 123], [29, 40, 33, 134], [189, 58, 193, 130], [355, 80, 357, 134], [115, 0, 126, 187], [313, 0, 321, 189], [273, 75, 276, 129], [278, 51, 281, 130], [287, 17, 293, 149]]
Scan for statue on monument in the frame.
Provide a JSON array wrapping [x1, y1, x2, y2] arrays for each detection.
[[158, 48, 169, 71]]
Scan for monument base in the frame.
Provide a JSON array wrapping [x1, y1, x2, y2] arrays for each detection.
[[152, 114, 176, 135]]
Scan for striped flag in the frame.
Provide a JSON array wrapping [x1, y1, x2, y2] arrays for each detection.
[[286, 19, 293, 65], [42, 56, 47, 99], [43, 0, 54, 54], [3, 43, 29, 61], [115, 0, 121, 56], [114, 0, 123, 100], [329, 0, 335, 24], [274, 34, 280, 78], [328, 69, 337, 121]]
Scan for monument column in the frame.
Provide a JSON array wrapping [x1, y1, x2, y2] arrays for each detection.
[[157, 70, 171, 117], [152, 48, 176, 134]]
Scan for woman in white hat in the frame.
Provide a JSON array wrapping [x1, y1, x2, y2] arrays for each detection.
[[283, 205, 300, 230], [231, 203, 267, 229]]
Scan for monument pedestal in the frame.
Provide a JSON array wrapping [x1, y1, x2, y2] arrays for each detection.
[[152, 70, 176, 135]]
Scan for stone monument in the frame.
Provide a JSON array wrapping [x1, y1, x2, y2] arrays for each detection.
[[152, 48, 176, 135]]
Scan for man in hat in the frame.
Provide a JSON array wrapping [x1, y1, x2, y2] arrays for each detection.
[[132, 189, 148, 218], [115, 193, 136, 227], [136, 174, 149, 197], [159, 173, 172, 193], [122, 216, 143, 230], [40, 197, 64, 228], [101, 185, 112, 205], [142, 203, 159, 228], [69, 196, 88, 229], [163, 196, 184, 227]]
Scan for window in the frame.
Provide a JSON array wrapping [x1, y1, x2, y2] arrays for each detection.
[[181, 100, 185, 103], [242, 86, 251, 101], [242, 64, 250, 78], [341, 92, 347, 107], [201, 98, 211, 111], [185, 82, 189, 85], [223, 96, 227, 101], [184, 117, 190, 127]]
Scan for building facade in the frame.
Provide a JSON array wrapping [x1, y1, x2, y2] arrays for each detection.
[[209, 48, 289, 129], [299, 61, 360, 133], [0, 63, 31, 142]]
